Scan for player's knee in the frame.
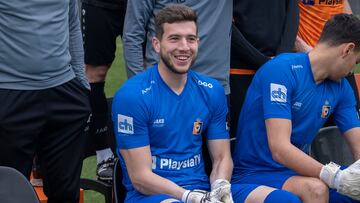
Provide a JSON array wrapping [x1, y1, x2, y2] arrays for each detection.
[[264, 189, 301, 203], [304, 178, 328, 199], [160, 198, 181, 203], [86, 65, 109, 82]]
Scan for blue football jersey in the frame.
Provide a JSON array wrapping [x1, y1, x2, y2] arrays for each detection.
[[112, 65, 229, 192], [232, 53, 360, 180]]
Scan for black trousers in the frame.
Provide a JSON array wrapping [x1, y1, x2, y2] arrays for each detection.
[[0, 79, 90, 203], [229, 73, 254, 138]]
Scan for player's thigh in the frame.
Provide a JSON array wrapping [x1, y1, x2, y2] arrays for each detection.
[[126, 194, 181, 203], [282, 175, 328, 200]]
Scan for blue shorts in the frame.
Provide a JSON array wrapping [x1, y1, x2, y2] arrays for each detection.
[[126, 193, 181, 203], [233, 169, 298, 189], [125, 185, 209, 203], [125, 183, 259, 203], [231, 183, 260, 203], [233, 169, 359, 203]]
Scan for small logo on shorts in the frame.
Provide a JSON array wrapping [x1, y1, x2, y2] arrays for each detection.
[[192, 120, 203, 135]]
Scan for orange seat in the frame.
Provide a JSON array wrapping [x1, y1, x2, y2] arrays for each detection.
[[354, 74, 360, 97], [34, 187, 84, 203]]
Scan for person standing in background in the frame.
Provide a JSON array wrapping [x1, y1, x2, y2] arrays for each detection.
[[80, 0, 127, 181], [123, 0, 232, 96], [296, 0, 352, 52], [230, 0, 299, 137], [0, 0, 90, 202]]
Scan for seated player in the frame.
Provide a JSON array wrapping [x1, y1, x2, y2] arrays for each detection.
[[112, 4, 301, 203], [232, 14, 360, 203]]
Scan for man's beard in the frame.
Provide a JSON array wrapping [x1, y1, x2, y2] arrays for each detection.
[[160, 52, 196, 75]]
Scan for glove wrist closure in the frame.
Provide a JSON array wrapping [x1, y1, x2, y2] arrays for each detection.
[[320, 162, 341, 188]]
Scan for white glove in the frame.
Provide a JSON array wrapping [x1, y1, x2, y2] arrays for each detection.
[[320, 160, 360, 200], [182, 189, 222, 203], [211, 179, 234, 203]]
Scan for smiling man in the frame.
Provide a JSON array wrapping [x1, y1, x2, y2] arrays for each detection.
[[112, 5, 302, 203]]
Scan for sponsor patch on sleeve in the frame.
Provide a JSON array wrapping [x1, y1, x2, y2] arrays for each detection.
[[270, 83, 287, 103], [117, 114, 134, 134]]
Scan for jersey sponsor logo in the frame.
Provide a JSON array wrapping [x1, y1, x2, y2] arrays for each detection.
[[192, 120, 203, 135], [153, 118, 165, 127], [270, 83, 287, 103], [321, 100, 331, 119], [302, 0, 343, 5], [142, 80, 156, 94], [319, 0, 343, 5], [95, 126, 108, 135], [117, 114, 134, 134], [142, 86, 152, 94], [151, 154, 201, 170], [291, 65, 303, 70], [197, 80, 213, 89], [292, 101, 303, 110]]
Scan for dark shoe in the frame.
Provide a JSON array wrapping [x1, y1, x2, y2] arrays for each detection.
[[96, 157, 115, 181]]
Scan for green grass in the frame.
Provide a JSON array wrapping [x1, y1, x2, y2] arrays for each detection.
[[81, 37, 126, 203], [105, 38, 127, 97], [355, 64, 360, 73]]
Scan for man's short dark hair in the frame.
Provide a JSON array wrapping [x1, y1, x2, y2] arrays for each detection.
[[319, 14, 360, 51], [155, 4, 198, 39]]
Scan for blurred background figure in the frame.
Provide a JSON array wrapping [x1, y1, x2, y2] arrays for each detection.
[[123, 0, 232, 94], [80, 0, 127, 181], [0, 1, 90, 202], [230, 0, 299, 137]]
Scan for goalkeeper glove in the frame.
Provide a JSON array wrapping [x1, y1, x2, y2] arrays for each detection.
[[182, 189, 222, 203], [211, 179, 233, 203], [320, 160, 360, 200]]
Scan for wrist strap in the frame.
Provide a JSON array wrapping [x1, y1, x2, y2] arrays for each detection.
[[211, 178, 230, 190], [320, 162, 341, 188], [181, 190, 191, 203]]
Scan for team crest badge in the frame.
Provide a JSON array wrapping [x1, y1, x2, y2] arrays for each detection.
[[321, 100, 331, 119], [192, 120, 203, 135]]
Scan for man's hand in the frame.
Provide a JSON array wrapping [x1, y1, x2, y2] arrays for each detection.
[[320, 160, 360, 200], [182, 189, 222, 203], [211, 179, 233, 203]]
